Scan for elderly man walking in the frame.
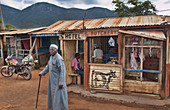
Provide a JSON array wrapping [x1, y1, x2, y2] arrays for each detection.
[[39, 44, 68, 110]]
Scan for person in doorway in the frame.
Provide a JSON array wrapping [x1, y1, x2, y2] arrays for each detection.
[[71, 53, 84, 84], [39, 44, 68, 110], [92, 44, 103, 63]]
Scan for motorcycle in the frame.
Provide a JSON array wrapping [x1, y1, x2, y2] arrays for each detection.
[[1, 54, 35, 80]]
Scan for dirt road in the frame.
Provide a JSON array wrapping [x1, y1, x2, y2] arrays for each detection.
[[0, 69, 169, 110]]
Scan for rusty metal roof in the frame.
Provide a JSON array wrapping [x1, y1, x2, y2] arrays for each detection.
[[165, 16, 170, 22], [0, 27, 46, 35], [119, 30, 166, 40], [38, 15, 169, 33]]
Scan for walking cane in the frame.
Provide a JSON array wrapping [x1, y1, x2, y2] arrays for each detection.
[[36, 75, 41, 109]]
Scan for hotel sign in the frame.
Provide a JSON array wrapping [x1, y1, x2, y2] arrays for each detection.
[[84, 29, 118, 37], [59, 33, 85, 40]]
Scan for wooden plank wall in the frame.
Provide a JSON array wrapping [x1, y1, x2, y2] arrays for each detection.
[[124, 80, 160, 94], [63, 40, 76, 85], [165, 26, 170, 98], [89, 64, 122, 92]]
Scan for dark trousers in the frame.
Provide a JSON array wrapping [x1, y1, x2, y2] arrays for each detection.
[[76, 70, 84, 84]]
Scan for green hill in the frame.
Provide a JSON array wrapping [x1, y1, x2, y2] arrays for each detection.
[[1, 2, 117, 29]]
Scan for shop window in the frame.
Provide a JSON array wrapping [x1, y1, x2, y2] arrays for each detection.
[[42, 37, 50, 47], [78, 40, 84, 53], [124, 36, 162, 82], [88, 36, 118, 64]]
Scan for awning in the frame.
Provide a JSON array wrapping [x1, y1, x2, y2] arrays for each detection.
[[31, 33, 59, 37], [0, 27, 46, 36], [119, 30, 166, 40]]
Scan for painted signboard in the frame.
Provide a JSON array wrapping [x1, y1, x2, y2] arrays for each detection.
[[59, 33, 85, 40], [84, 29, 118, 37], [89, 64, 122, 91]]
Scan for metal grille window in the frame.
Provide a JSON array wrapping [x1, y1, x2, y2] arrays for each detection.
[[88, 36, 118, 64]]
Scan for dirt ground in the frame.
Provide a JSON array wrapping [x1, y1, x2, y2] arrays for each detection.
[[0, 69, 169, 110]]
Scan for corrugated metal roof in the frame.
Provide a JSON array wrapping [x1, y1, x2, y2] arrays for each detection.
[[165, 16, 170, 25], [165, 16, 170, 22], [40, 15, 168, 33], [119, 30, 166, 40], [0, 27, 46, 35]]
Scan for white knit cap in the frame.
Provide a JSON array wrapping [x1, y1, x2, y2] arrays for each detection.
[[50, 44, 58, 50]]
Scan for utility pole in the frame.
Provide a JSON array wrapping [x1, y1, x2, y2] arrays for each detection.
[[83, 12, 86, 29], [0, 1, 5, 30], [0, 1, 6, 65]]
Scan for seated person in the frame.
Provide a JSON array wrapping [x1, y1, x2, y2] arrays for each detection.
[[92, 44, 103, 63], [71, 53, 84, 84]]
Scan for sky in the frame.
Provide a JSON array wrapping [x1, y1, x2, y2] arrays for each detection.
[[1, 0, 170, 16]]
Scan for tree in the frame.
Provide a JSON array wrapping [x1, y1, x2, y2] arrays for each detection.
[[0, 19, 16, 30], [112, 0, 157, 17], [5, 24, 16, 30]]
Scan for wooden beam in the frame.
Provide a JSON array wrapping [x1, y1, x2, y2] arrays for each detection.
[[160, 41, 163, 98], [92, 38, 94, 56], [76, 40, 78, 53], [84, 39, 90, 90], [125, 45, 161, 48], [35, 39, 38, 60], [0, 37, 4, 60], [30, 35, 32, 50], [119, 66, 123, 93], [122, 35, 125, 68], [89, 38, 92, 62], [118, 34, 121, 65], [15, 36, 17, 58], [61, 40, 64, 57], [140, 37, 144, 81], [30, 37, 37, 52], [165, 27, 170, 98], [166, 34, 169, 64]]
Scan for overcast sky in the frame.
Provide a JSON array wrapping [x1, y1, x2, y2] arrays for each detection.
[[1, 0, 170, 15]]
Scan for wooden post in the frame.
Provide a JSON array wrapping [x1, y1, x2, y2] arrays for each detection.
[[30, 35, 32, 50], [160, 41, 163, 98], [30, 37, 37, 53], [166, 36, 169, 64], [89, 38, 92, 62], [140, 37, 144, 81], [0, 37, 4, 65], [35, 38, 38, 60], [166, 27, 170, 63], [118, 33, 121, 65], [84, 39, 90, 90], [92, 38, 94, 54], [122, 35, 125, 68], [15, 36, 17, 58], [76, 40, 78, 53], [165, 27, 170, 98], [60, 40, 64, 57]]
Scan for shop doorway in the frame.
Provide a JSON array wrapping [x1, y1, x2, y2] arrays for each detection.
[[63, 40, 84, 85]]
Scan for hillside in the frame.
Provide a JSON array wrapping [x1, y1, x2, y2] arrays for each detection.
[[1, 2, 117, 28]]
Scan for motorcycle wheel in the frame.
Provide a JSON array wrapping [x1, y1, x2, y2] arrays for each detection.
[[1, 66, 13, 77], [22, 67, 32, 80]]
